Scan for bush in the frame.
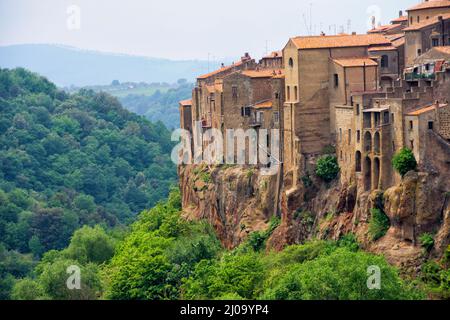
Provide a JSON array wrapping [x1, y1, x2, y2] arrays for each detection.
[[368, 208, 390, 241], [315, 156, 339, 182], [392, 148, 417, 177], [419, 233, 434, 252], [262, 248, 422, 300]]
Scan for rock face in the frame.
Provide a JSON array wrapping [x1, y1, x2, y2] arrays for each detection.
[[179, 163, 450, 271], [179, 164, 280, 249]]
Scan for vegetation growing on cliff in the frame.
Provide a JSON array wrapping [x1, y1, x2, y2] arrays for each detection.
[[392, 148, 417, 177], [315, 155, 340, 182]]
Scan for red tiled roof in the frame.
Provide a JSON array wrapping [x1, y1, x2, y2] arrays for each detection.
[[404, 13, 450, 31], [406, 103, 447, 116], [407, 0, 450, 11], [263, 51, 282, 59], [197, 61, 243, 80], [332, 57, 378, 67], [253, 100, 273, 109], [435, 46, 450, 55], [391, 16, 408, 23], [369, 45, 398, 52], [179, 99, 192, 106], [291, 34, 391, 50], [367, 23, 403, 34], [241, 69, 282, 78]]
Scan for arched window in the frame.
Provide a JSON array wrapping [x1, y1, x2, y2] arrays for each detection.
[[288, 58, 294, 68], [381, 55, 389, 68]]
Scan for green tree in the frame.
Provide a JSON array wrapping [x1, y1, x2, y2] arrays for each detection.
[[392, 148, 417, 177], [368, 208, 390, 241], [315, 155, 340, 182], [262, 248, 422, 300], [11, 278, 45, 300], [65, 225, 115, 264]]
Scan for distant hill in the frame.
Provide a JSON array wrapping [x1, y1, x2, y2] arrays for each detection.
[[0, 44, 221, 87]]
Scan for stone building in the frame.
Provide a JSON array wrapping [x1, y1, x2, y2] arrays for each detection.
[[179, 0, 450, 200], [282, 33, 394, 190], [180, 52, 284, 165], [406, 0, 450, 27], [404, 14, 450, 66], [334, 47, 450, 193]]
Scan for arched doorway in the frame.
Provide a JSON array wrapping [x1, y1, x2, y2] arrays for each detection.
[[364, 132, 372, 153], [355, 151, 362, 172], [364, 157, 372, 191], [373, 157, 380, 190], [374, 132, 381, 154]]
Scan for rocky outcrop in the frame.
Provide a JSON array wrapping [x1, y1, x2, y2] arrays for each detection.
[[179, 164, 279, 249], [180, 162, 449, 271]]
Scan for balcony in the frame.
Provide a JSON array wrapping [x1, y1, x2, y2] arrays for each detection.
[[249, 119, 262, 127]]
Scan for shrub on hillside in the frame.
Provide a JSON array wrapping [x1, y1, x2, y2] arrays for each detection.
[[315, 156, 340, 182], [392, 148, 417, 177]]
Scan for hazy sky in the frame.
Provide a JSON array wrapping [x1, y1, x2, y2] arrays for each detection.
[[0, 0, 418, 61]]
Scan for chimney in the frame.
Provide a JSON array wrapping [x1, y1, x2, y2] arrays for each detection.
[[438, 15, 443, 21], [221, 63, 225, 68], [352, 31, 357, 35]]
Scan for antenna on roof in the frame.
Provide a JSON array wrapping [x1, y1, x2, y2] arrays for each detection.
[[347, 19, 352, 34]]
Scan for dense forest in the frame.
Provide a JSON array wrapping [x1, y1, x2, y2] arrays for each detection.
[[0, 68, 177, 298]]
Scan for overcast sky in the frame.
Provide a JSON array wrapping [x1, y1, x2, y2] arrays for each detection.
[[0, 0, 418, 61]]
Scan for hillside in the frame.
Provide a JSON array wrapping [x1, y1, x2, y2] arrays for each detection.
[[0, 44, 219, 86], [0, 68, 177, 298]]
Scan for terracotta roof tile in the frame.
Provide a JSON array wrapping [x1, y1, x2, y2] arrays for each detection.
[[369, 45, 398, 52], [332, 57, 378, 67], [197, 61, 243, 80], [241, 69, 283, 78], [404, 13, 450, 31], [179, 99, 192, 106], [253, 100, 273, 109], [263, 51, 283, 59], [391, 16, 408, 23], [367, 23, 403, 34], [291, 34, 390, 50], [407, 0, 450, 11], [407, 103, 447, 116]]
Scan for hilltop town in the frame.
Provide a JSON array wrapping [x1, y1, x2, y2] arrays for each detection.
[[178, 0, 450, 271]]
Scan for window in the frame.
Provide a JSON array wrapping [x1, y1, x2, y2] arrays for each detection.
[[417, 49, 422, 56], [356, 104, 360, 116], [417, 16, 420, 23], [334, 74, 339, 88], [410, 140, 414, 149], [275, 92, 279, 99], [339, 128, 342, 142], [432, 38, 439, 47], [273, 112, 280, 124], [381, 55, 389, 68], [409, 120, 413, 130], [392, 141, 395, 152], [288, 58, 294, 68], [357, 130, 361, 143], [391, 113, 395, 124], [428, 121, 434, 130], [241, 106, 251, 117], [286, 86, 291, 101], [348, 129, 352, 145], [410, 16, 413, 25], [232, 86, 238, 104], [383, 112, 389, 124], [294, 86, 298, 100]]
